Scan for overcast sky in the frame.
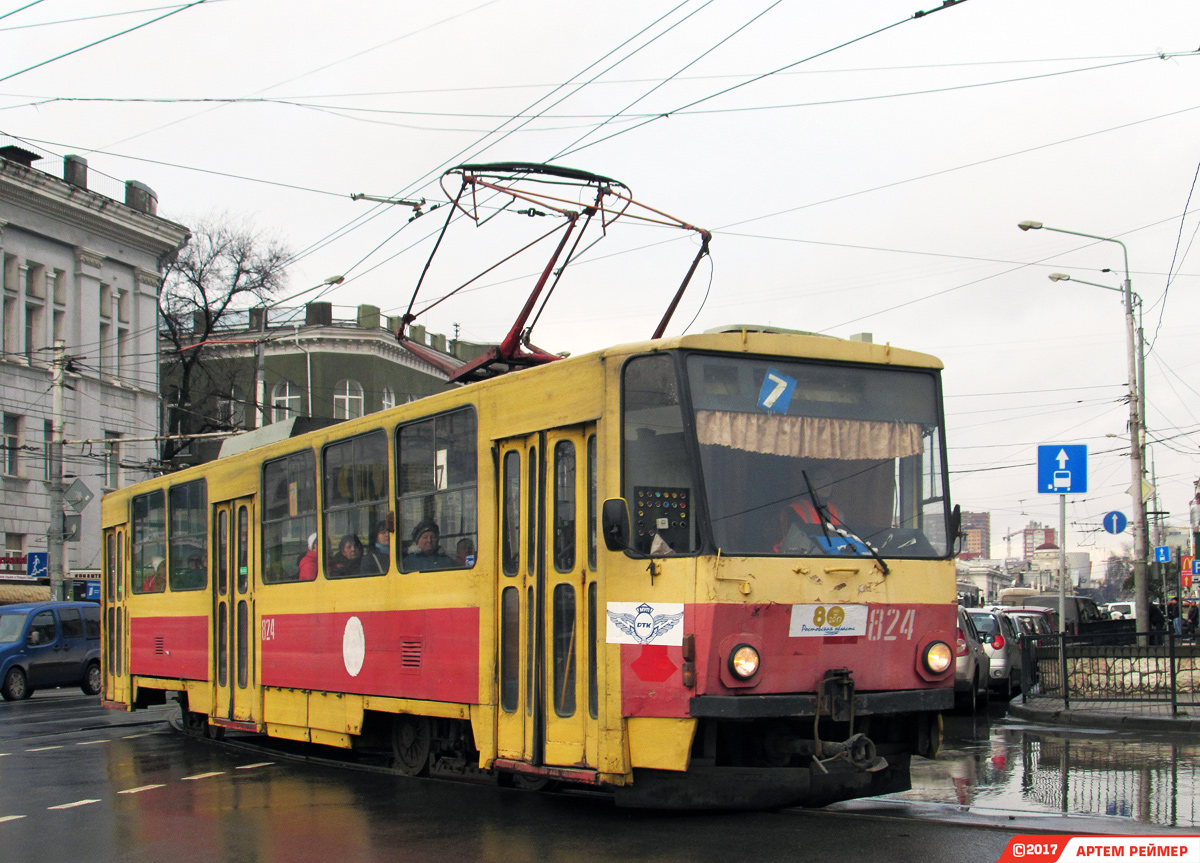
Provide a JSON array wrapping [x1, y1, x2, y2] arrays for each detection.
[[3, 0, 1199, 564]]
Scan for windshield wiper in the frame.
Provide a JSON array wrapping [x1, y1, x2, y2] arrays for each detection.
[[800, 470, 890, 577]]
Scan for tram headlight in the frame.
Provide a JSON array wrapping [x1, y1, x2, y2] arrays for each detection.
[[728, 644, 761, 679], [922, 640, 954, 675]]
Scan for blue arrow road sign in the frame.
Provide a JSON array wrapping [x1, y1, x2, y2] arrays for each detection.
[[26, 552, 47, 579], [1037, 444, 1088, 494], [1102, 511, 1128, 535], [1154, 546, 1171, 563]]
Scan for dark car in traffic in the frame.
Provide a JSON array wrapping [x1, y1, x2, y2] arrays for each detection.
[[0, 601, 101, 701]]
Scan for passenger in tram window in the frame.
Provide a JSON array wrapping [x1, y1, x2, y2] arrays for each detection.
[[361, 521, 390, 574], [143, 556, 166, 592], [180, 555, 207, 588], [455, 537, 475, 567], [330, 534, 364, 577], [298, 533, 318, 581], [403, 520, 456, 571]]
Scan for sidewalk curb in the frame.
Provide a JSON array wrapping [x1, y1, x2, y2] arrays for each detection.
[[1007, 700, 1200, 733]]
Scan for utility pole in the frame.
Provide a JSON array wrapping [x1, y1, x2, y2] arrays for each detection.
[[48, 339, 66, 601]]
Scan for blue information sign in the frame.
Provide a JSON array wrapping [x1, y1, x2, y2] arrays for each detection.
[[1101, 511, 1127, 535], [26, 552, 47, 579], [1193, 559, 1200, 577], [1037, 445, 1088, 494], [1154, 546, 1171, 564], [85, 581, 101, 601]]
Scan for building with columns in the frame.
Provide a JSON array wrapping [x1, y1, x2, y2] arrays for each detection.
[[1, 143, 190, 599]]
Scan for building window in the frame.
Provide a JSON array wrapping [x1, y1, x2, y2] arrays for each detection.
[[98, 321, 110, 376], [271, 380, 301, 423], [2, 414, 19, 476], [43, 420, 52, 482], [104, 432, 121, 489], [381, 386, 396, 412], [215, 387, 245, 429], [25, 303, 42, 362], [333, 379, 364, 420]]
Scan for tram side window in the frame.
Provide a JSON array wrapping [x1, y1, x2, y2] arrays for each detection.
[[324, 430, 390, 577], [262, 450, 317, 583], [168, 480, 207, 591], [131, 490, 166, 593], [621, 354, 698, 555], [397, 408, 477, 572]]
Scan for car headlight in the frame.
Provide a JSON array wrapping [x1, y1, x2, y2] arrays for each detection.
[[923, 641, 953, 674], [728, 644, 760, 679]]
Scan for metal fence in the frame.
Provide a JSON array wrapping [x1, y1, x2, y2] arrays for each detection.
[[1021, 629, 1200, 716]]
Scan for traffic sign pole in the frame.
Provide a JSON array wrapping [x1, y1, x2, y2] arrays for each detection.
[[1059, 494, 1067, 634]]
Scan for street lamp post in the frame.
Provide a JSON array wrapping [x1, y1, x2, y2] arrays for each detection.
[[1019, 221, 1149, 637]]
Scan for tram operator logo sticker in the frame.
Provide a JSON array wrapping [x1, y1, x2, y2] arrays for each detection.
[[343, 616, 366, 677], [606, 602, 684, 645]]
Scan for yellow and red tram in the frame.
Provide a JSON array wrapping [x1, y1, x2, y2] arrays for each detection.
[[101, 327, 958, 808]]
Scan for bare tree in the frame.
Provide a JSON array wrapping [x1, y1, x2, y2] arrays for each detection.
[[159, 216, 291, 465]]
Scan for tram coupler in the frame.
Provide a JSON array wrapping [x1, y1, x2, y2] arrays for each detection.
[[818, 668, 855, 722]]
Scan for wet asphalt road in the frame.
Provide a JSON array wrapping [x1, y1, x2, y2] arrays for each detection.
[[0, 691, 1189, 862]]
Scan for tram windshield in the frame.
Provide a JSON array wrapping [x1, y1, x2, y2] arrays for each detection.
[[683, 353, 950, 559]]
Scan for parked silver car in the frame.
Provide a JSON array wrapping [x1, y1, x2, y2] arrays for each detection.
[[955, 605, 990, 711], [967, 609, 1022, 699]]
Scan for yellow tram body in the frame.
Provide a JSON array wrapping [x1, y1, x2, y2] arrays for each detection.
[[101, 328, 958, 808]]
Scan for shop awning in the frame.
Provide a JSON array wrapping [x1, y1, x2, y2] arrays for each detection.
[[0, 583, 51, 605]]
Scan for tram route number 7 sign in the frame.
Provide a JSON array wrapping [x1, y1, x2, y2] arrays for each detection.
[[1037, 445, 1087, 495]]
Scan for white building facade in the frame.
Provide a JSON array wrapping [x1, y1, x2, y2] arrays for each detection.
[[1, 144, 189, 595]]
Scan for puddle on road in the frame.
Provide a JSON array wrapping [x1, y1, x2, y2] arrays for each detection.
[[883, 706, 1200, 828]]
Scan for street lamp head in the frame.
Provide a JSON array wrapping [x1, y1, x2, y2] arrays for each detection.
[[1048, 273, 1071, 282], [323, 275, 345, 286], [1017, 220, 1043, 231]]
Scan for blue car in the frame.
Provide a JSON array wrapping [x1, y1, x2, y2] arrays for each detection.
[[0, 601, 102, 701]]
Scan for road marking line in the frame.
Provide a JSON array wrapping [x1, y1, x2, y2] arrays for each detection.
[[76, 739, 110, 746], [0, 815, 27, 823], [121, 733, 152, 739], [235, 762, 275, 770], [26, 746, 63, 752], [48, 800, 101, 810], [118, 784, 165, 795], [182, 772, 225, 780]]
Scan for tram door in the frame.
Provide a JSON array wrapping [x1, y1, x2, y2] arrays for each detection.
[[495, 426, 599, 771], [102, 526, 130, 706], [212, 498, 258, 725]]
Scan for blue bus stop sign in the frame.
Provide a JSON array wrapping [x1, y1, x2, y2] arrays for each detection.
[[1101, 511, 1127, 535], [1037, 445, 1088, 494], [1154, 546, 1171, 564]]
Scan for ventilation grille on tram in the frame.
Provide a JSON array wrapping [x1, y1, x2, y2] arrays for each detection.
[[400, 640, 422, 670]]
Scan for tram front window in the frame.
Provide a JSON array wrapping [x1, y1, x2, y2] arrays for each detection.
[[683, 354, 950, 559]]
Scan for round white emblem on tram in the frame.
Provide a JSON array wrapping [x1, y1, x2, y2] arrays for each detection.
[[342, 616, 365, 677]]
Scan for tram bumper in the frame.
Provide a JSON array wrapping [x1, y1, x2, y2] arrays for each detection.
[[687, 685, 953, 720], [612, 682, 950, 809]]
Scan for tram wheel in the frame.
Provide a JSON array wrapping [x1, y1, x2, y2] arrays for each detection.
[[391, 715, 431, 777], [183, 711, 208, 737]]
